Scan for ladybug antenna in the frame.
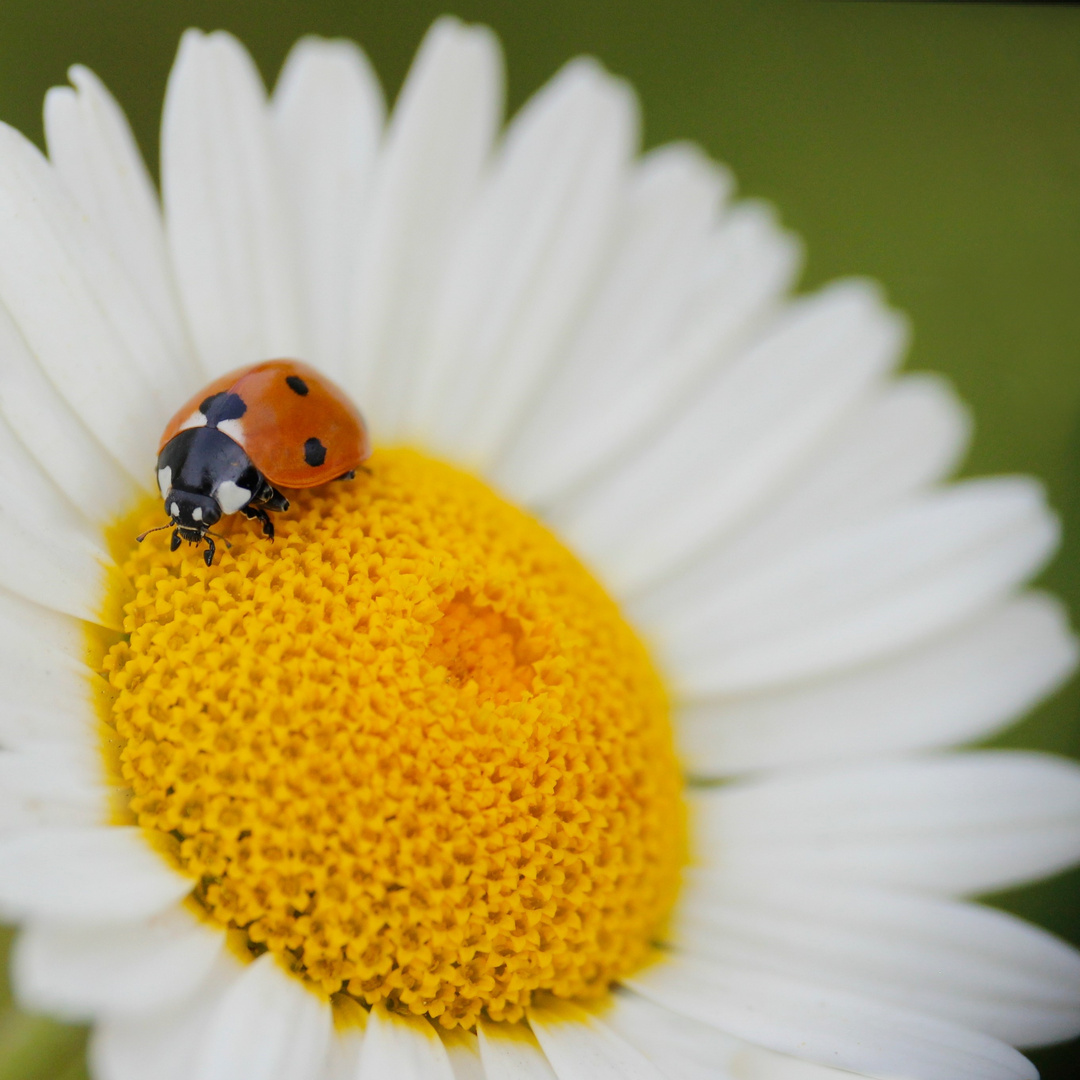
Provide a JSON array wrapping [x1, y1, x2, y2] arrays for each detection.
[[135, 523, 173, 543], [204, 529, 232, 550]]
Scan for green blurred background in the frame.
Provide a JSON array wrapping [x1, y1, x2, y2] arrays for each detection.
[[0, 0, 1077, 1077]]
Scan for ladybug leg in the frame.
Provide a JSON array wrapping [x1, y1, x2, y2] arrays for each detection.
[[242, 503, 276, 540], [334, 470, 356, 482], [170, 529, 182, 552], [203, 536, 216, 567], [254, 481, 289, 513]]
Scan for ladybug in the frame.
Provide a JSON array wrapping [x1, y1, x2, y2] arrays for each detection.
[[141, 360, 371, 566]]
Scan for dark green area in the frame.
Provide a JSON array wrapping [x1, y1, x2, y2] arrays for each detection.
[[0, 0, 1077, 1076]]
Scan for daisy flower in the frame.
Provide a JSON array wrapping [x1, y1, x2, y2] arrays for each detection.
[[0, 17, 1078, 1080]]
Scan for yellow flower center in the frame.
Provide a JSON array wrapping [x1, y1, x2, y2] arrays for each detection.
[[98, 448, 684, 1028]]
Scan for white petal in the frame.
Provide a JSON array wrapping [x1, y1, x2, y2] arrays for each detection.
[[0, 564, 88, 652], [0, 826, 192, 923], [163, 30, 304, 376], [730, 1044, 911, 1080], [0, 589, 103, 747], [44, 65, 198, 390], [0, 411, 104, 544], [600, 988, 742, 1080], [648, 476, 1057, 696], [607, 988, 966, 1080], [15, 903, 224, 1020], [675, 873, 1080, 1048], [195, 952, 331, 1080], [626, 954, 1037, 1080], [497, 191, 798, 510], [0, 123, 169, 470], [347, 17, 502, 419], [0, 505, 112, 624], [691, 751, 1080, 894], [357, 1003, 455, 1080], [651, 374, 970, 605], [631, 374, 969, 643], [0, 428, 116, 622], [477, 1020, 557, 1080], [0, 420, 114, 619], [325, 1000, 367, 1080], [444, 1027, 486, 1080], [91, 953, 243, 1080], [528, 999, 667, 1080], [0, 742, 105, 831], [0, 299, 138, 522], [409, 57, 638, 464], [742, 371, 969, 546], [0, 409, 118, 625], [551, 280, 905, 595], [677, 594, 1077, 775], [272, 36, 384, 378]]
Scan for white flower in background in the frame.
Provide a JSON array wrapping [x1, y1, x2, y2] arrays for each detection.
[[0, 16, 1077, 1080]]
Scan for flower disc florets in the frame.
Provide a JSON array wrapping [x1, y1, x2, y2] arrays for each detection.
[[100, 449, 684, 1028]]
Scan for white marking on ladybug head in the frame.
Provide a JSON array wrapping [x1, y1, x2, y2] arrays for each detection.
[[157, 466, 172, 499], [216, 418, 246, 446], [192, 507, 203, 522], [170, 502, 180, 518], [215, 480, 252, 515], [178, 409, 207, 432]]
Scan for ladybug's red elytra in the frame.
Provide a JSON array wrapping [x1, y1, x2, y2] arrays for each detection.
[[143, 360, 371, 565]]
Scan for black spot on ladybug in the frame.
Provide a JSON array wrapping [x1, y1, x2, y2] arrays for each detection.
[[200, 392, 247, 424], [304, 437, 327, 468], [285, 375, 309, 396]]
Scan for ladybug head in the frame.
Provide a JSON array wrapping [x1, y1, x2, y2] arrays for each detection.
[[166, 490, 221, 541], [137, 487, 233, 568]]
